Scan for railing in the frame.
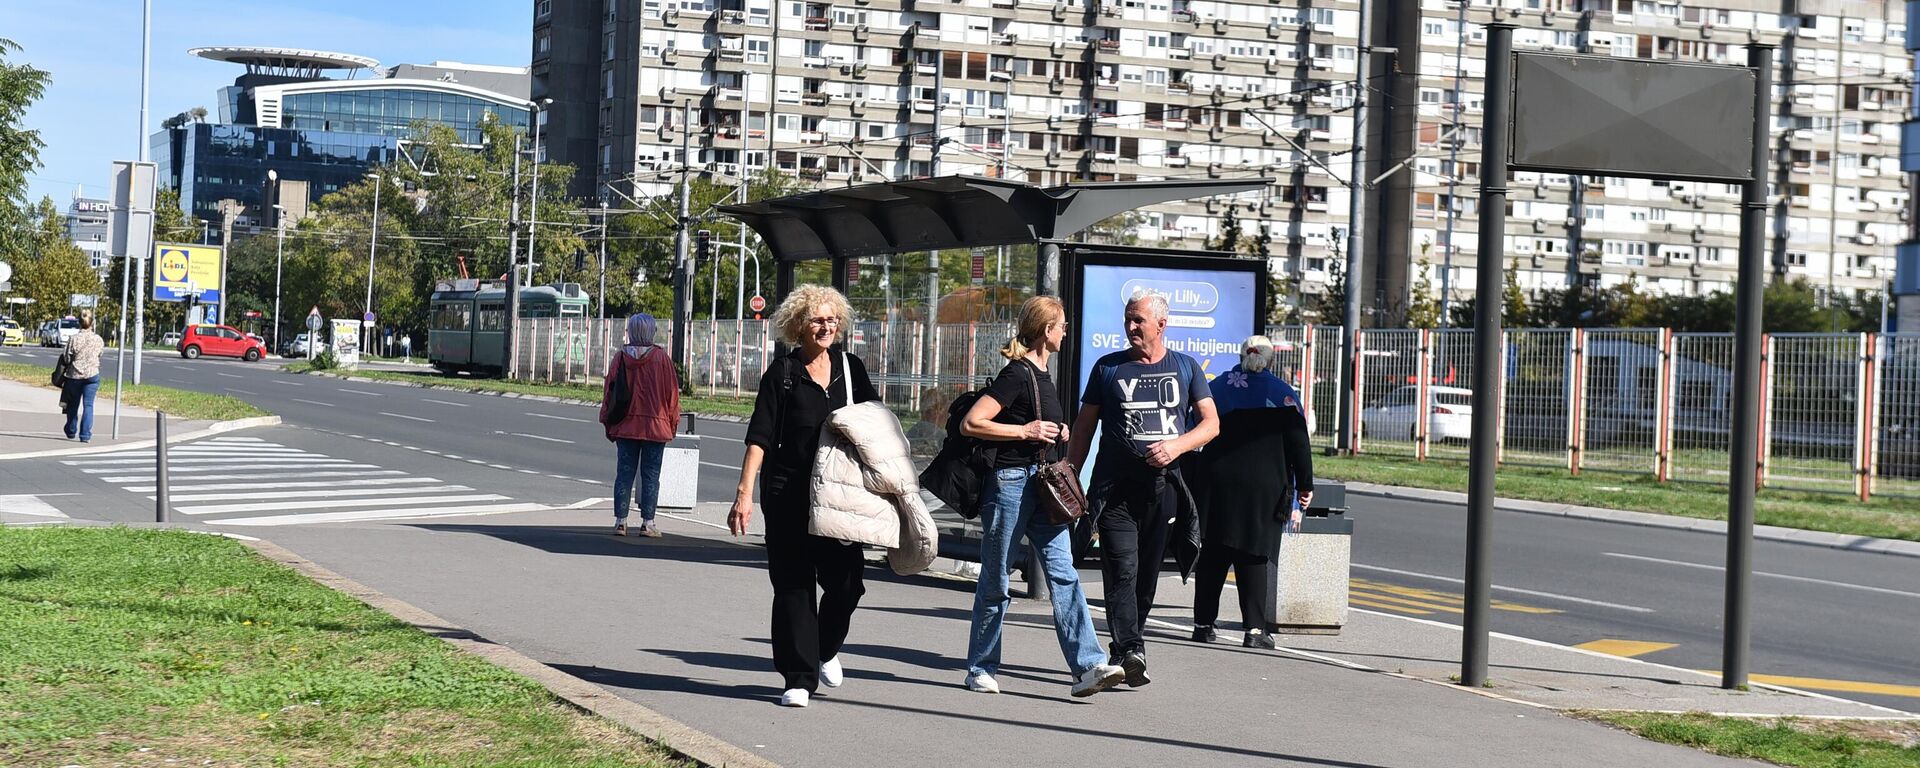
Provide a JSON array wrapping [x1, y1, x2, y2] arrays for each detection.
[[511, 318, 1920, 500]]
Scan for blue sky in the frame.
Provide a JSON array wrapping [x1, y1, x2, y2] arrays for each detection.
[[13, 0, 530, 206]]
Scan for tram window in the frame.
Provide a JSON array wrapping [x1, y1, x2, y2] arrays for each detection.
[[559, 304, 585, 317], [432, 304, 470, 331], [477, 302, 506, 331], [522, 307, 555, 319]]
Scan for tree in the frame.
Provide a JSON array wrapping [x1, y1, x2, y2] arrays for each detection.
[[1211, 206, 1242, 252], [1086, 211, 1145, 245], [1310, 247, 1347, 325], [13, 196, 99, 324], [1405, 241, 1440, 329], [0, 38, 51, 263], [1503, 258, 1530, 326]]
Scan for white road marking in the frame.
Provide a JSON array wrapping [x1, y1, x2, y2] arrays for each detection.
[[0, 494, 70, 518], [500, 431, 573, 444], [225, 388, 258, 395], [206, 437, 268, 443], [99, 469, 405, 483], [291, 398, 333, 407], [216, 372, 243, 379], [701, 460, 743, 471], [125, 477, 442, 493], [378, 412, 434, 423], [488, 464, 513, 470], [339, 389, 384, 397], [423, 399, 469, 408], [1602, 552, 1920, 600], [178, 493, 509, 516], [90, 448, 311, 458], [212, 502, 549, 527], [526, 412, 592, 424], [280, 381, 305, 387], [88, 462, 384, 475], [160, 485, 475, 503], [67, 456, 352, 466], [1349, 563, 1655, 613]]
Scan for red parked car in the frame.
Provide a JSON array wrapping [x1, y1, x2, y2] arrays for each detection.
[[178, 324, 268, 362]]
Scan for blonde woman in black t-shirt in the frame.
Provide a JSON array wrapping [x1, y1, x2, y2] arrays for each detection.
[[957, 296, 1127, 699]]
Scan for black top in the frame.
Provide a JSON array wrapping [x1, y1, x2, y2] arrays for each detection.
[[745, 346, 881, 487], [1189, 405, 1315, 557], [979, 359, 1065, 469]]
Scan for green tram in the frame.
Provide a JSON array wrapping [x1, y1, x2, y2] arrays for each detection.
[[428, 279, 591, 375]]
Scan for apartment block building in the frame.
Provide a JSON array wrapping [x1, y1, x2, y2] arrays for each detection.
[[533, 0, 1912, 320]]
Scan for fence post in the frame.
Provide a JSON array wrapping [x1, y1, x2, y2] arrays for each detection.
[[1416, 328, 1432, 461], [155, 411, 170, 523], [1567, 329, 1585, 476], [911, 321, 924, 413], [1496, 329, 1509, 466], [1857, 333, 1875, 501], [1656, 329, 1675, 482], [1351, 330, 1365, 455], [967, 322, 977, 385], [1758, 333, 1774, 489], [1302, 323, 1317, 431]]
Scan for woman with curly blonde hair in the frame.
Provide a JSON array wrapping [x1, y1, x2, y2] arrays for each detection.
[[731, 284, 878, 707]]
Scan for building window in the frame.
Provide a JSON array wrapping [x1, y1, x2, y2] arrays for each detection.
[[537, 0, 552, 17], [605, 31, 617, 60], [537, 32, 551, 55], [1786, 251, 1808, 267], [746, 39, 769, 63]]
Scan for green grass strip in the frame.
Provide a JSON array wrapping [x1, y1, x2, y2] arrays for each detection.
[[287, 364, 756, 418], [0, 527, 686, 767], [1584, 712, 1920, 768], [0, 362, 269, 422]]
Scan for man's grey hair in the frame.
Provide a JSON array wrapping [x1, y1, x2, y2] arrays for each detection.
[[1125, 292, 1170, 320]]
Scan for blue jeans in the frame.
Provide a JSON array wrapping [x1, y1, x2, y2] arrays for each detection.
[[613, 439, 666, 523], [62, 377, 99, 442], [966, 465, 1106, 678]]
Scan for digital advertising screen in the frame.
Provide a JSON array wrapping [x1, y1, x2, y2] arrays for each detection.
[[1073, 261, 1263, 398]]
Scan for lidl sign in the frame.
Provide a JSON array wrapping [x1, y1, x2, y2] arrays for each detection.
[[152, 242, 223, 303]]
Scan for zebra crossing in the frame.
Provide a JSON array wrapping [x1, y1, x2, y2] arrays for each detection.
[[60, 436, 553, 526]]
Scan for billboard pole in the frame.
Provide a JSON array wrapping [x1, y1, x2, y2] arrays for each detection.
[[1335, 0, 1374, 456], [1461, 21, 1515, 689], [131, 0, 152, 385], [1723, 42, 1775, 692]]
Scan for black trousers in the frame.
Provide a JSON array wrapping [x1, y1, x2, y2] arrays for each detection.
[[1192, 542, 1273, 632], [763, 490, 867, 693], [1096, 474, 1176, 657]]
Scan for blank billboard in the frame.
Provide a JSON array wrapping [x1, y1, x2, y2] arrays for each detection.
[[1510, 52, 1755, 183]]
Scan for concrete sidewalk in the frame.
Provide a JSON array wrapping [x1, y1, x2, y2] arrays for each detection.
[[241, 501, 1912, 768], [0, 376, 218, 458]]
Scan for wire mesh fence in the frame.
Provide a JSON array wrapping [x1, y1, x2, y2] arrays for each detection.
[[503, 314, 1917, 500]]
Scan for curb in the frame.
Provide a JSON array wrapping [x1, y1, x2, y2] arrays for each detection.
[[297, 370, 751, 423], [242, 536, 781, 768], [0, 415, 283, 461], [1343, 481, 1920, 560]]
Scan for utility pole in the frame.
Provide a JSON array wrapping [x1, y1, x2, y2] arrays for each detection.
[[1336, 0, 1375, 454], [528, 100, 550, 290], [1439, 0, 1466, 323], [672, 103, 693, 367], [506, 136, 524, 378], [217, 200, 238, 326], [273, 208, 285, 351], [599, 201, 609, 320], [132, 0, 151, 385]]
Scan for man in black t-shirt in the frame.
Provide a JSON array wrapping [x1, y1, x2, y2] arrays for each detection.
[[1066, 292, 1220, 688]]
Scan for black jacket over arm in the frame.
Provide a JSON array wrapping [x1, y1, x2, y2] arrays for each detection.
[[1190, 405, 1315, 557]]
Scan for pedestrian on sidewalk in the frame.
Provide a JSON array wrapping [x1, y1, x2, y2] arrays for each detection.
[[401, 332, 412, 364], [959, 296, 1127, 698], [1189, 335, 1315, 650], [1066, 292, 1219, 688], [58, 311, 105, 443], [730, 284, 880, 708], [601, 313, 680, 538]]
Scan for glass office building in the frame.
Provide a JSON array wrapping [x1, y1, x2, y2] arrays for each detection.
[[155, 123, 403, 224], [282, 87, 526, 146]]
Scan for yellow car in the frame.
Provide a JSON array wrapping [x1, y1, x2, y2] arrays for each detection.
[[0, 321, 24, 346]]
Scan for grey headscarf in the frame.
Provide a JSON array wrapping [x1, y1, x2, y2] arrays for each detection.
[[623, 313, 658, 359]]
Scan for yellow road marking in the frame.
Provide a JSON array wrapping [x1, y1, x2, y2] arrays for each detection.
[[1691, 671, 1920, 700], [1350, 596, 1434, 614], [1351, 578, 1562, 615], [1574, 639, 1679, 658], [1348, 588, 1464, 614]]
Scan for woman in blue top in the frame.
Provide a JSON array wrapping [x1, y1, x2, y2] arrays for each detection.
[[1188, 335, 1315, 649]]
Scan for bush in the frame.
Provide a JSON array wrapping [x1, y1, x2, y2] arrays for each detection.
[[674, 360, 693, 396], [312, 347, 338, 371]]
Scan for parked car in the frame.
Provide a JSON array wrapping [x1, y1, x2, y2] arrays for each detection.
[[280, 332, 321, 358], [159, 331, 184, 347], [179, 324, 267, 362], [39, 316, 79, 347], [0, 319, 24, 346], [1361, 384, 1475, 443]]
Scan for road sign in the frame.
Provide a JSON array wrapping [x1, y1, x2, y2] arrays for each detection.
[[749, 295, 767, 313], [305, 308, 323, 331], [243, 310, 261, 318], [70, 294, 97, 309], [152, 243, 224, 303], [845, 258, 859, 285], [971, 254, 986, 281]]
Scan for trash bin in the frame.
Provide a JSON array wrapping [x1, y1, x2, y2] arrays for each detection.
[[657, 414, 701, 511], [1270, 482, 1351, 635]]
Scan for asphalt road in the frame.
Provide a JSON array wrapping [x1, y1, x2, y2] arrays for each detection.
[[4, 344, 1915, 712]]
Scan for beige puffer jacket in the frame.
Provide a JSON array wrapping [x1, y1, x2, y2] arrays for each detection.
[[809, 401, 939, 575]]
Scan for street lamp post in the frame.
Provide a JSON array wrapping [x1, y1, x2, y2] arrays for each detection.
[[526, 99, 552, 289], [272, 204, 285, 352], [365, 173, 384, 354]]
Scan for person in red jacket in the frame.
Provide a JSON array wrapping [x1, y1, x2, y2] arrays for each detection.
[[601, 313, 681, 537]]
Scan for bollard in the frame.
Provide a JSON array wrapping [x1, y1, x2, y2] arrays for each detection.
[[1272, 482, 1351, 635], [155, 411, 170, 522]]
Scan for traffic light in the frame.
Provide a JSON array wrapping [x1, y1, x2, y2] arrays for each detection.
[[695, 229, 712, 262]]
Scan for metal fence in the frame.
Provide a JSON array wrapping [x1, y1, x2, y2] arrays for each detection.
[[510, 316, 1920, 499]]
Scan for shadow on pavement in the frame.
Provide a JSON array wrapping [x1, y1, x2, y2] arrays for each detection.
[[551, 661, 784, 706], [406, 523, 770, 571]]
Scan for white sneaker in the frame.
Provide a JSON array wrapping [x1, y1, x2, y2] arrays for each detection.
[[820, 656, 843, 688], [779, 688, 810, 707], [1071, 663, 1126, 698], [965, 672, 1001, 693]]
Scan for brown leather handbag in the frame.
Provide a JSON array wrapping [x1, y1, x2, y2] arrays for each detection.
[[1025, 361, 1087, 525]]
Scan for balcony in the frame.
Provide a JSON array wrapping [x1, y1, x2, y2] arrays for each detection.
[[1171, 9, 1196, 22], [990, 32, 1018, 45], [1310, 57, 1334, 70], [1097, 78, 1120, 91], [1166, 156, 1189, 167], [804, 16, 833, 30], [803, 56, 828, 68], [799, 167, 827, 181], [1166, 80, 1191, 93], [1164, 117, 1189, 130], [717, 47, 746, 60], [1168, 46, 1192, 60], [799, 130, 826, 144], [719, 9, 745, 23], [802, 93, 829, 105], [1097, 39, 1121, 51]]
